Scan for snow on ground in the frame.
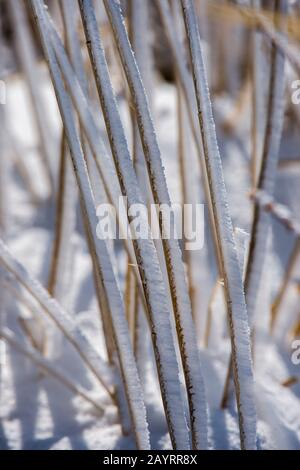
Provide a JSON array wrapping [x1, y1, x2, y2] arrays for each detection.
[[0, 72, 299, 450]]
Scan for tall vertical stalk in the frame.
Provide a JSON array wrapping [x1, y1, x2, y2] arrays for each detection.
[[30, 0, 150, 450], [181, 0, 257, 450], [43, 17, 148, 316], [103, 0, 207, 449], [78, 0, 190, 450]]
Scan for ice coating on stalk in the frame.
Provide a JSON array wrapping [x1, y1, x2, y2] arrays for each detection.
[[30, 0, 150, 450], [79, 0, 190, 449], [104, 0, 208, 449], [181, 0, 257, 450]]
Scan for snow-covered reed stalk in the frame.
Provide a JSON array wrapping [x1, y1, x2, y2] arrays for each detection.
[[30, 0, 150, 450], [60, 7, 127, 404], [7, 0, 54, 191], [222, 192, 297, 406], [181, 0, 257, 450], [88, 248, 133, 437], [157, 0, 224, 283], [46, 5, 84, 361], [60, 0, 100, 200], [39, 9, 120, 206], [78, 0, 190, 450], [0, 237, 113, 397], [104, 0, 207, 449], [58, 0, 120, 373], [128, 0, 156, 386], [42, 18, 149, 431], [41, 14, 147, 316], [47, 2, 79, 311], [1, 327, 104, 414], [0, 107, 9, 399], [129, 0, 154, 192], [245, 0, 287, 327], [172, 0, 197, 320], [60, 0, 85, 85]]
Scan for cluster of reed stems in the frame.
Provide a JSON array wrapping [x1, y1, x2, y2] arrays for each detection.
[[0, 0, 299, 450]]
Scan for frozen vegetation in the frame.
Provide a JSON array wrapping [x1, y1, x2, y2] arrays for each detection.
[[0, 0, 299, 450]]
